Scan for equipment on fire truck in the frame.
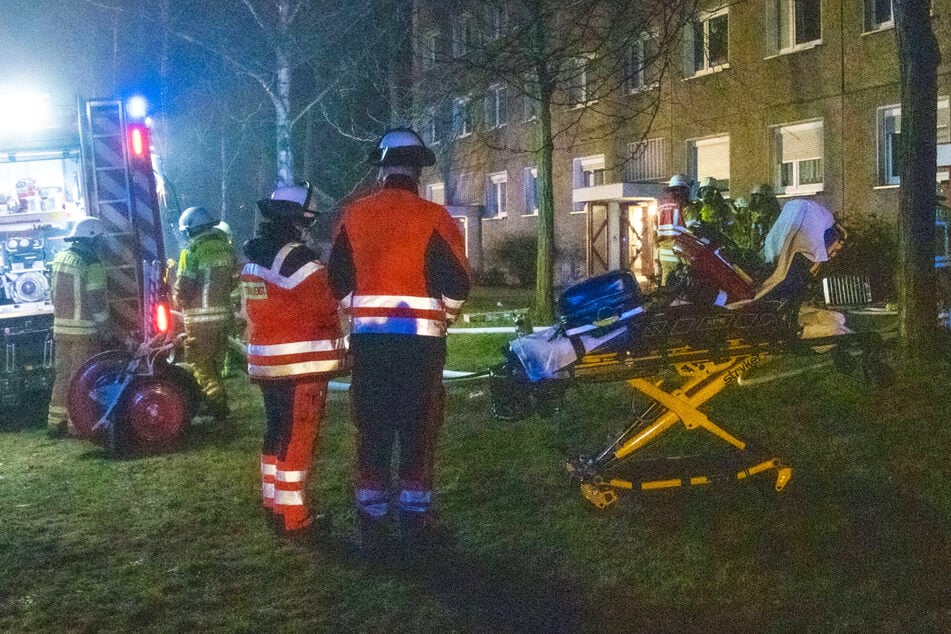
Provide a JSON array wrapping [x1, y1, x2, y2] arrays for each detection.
[[67, 259, 200, 455], [490, 201, 887, 509]]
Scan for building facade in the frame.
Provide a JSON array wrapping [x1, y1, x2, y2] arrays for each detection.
[[412, 1, 951, 288]]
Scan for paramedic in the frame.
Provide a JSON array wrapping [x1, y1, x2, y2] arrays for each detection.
[[328, 127, 471, 558], [656, 173, 691, 286]]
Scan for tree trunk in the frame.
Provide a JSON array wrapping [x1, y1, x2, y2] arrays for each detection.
[[894, 0, 941, 364], [219, 133, 227, 220], [275, 49, 294, 187]]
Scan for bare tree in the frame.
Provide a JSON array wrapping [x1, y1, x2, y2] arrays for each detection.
[[894, 0, 941, 364], [415, 0, 695, 322]]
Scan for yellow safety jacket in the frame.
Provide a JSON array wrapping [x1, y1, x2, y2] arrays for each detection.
[[50, 245, 108, 337], [174, 228, 236, 326]]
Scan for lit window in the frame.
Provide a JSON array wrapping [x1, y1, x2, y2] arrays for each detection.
[[689, 135, 730, 194], [766, 0, 821, 55], [486, 172, 508, 218], [864, 0, 893, 32], [877, 99, 951, 186], [483, 84, 507, 129], [772, 120, 823, 194], [523, 167, 539, 216], [627, 138, 669, 182], [685, 9, 728, 76], [625, 32, 659, 92]]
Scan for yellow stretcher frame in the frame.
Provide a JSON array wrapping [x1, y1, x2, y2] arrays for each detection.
[[567, 343, 796, 509]]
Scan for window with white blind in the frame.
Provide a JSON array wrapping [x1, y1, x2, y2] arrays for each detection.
[[628, 138, 669, 182], [426, 182, 445, 205], [523, 167, 539, 216], [485, 172, 508, 218], [484, 84, 507, 129], [572, 155, 606, 211], [877, 98, 951, 185], [688, 135, 730, 194], [772, 120, 823, 194], [765, 0, 821, 56], [684, 8, 728, 76]]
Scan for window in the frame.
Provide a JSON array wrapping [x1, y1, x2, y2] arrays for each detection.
[[625, 32, 659, 92], [864, 0, 893, 31], [419, 30, 438, 70], [566, 56, 593, 107], [486, 6, 507, 40], [452, 96, 475, 138], [426, 182, 445, 205], [772, 120, 823, 194], [877, 99, 951, 185], [484, 84, 507, 129], [766, 0, 821, 55], [485, 172, 508, 218], [452, 13, 477, 57], [685, 9, 728, 76], [523, 167, 539, 216], [420, 105, 444, 146], [627, 138, 669, 182], [571, 155, 606, 211], [688, 135, 730, 194]]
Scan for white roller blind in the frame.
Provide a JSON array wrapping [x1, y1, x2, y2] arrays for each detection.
[[779, 123, 823, 161], [695, 136, 730, 180]]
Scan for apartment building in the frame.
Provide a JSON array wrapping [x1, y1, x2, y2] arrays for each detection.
[[411, 1, 951, 287]]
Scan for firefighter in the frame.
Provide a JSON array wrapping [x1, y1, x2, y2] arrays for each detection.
[[656, 173, 691, 286], [47, 217, 109, 438], [241, 184, 347, 538], [328, 127, 471, 559], [174, 206, 237, 420]]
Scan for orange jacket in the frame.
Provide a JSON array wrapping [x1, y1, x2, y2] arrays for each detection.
[[241, 243, 346, 380], [329, 182, 470, 337]]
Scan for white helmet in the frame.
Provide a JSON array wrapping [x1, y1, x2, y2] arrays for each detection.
[[258, 183, 318, 221], [668, 173, 689, 189], [369, 127, 436, 168], [215, 221, 232, 239], [66, 216, 105, 242], [178, 206, 219, 233], [733, 197, 749, 208], [698, 176, 717, 190]]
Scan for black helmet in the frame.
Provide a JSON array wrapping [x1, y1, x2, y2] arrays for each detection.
[[369, 127, 436, 168], [256, 182, 318, 221]]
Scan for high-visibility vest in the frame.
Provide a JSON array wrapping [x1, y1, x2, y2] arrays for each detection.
[[176, 228, 236, 325], [335, 187, 469, 337], [50, 247, 108, 337], [240, 244, 346, 379]]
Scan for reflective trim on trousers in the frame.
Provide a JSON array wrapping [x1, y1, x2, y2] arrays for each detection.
[[261, 456, 277, 508], [274, 489, 305, 506], [397, 489, 432, 514], [355, 488, 389, 518], [275, 469, 307, 483]]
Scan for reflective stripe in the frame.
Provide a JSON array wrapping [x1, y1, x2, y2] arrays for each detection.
[[356, 488, 389, 518], [352, 295, 443, 311], [242, 260, 322, 290], [262, 482, 275, 500], [274, 490, 305, 506], [564, 305, 646, 336], [260, 461, 277, 477], [248, 358, 345, 378], [657, 224, 686, 238], [275, 469, 307, 483], [352, 316, 446, 337], [397, 489, 432, 513], [247, 338, 347, 357]]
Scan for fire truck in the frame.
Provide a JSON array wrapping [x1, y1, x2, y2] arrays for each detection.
[[0, 94, 186, 434]]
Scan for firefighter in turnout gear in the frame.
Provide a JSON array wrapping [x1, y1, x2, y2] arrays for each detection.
[[174, 206, 237, 420], [656, 174, 691, 286], [328, 127, 471, 559], [241, 184, 347, 539], [47, 217, 109, 438]]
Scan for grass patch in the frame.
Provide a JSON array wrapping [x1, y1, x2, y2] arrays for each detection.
[[1, 345, 949, 631]]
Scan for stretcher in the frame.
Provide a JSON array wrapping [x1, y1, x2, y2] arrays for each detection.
[[489, 200, 888, 509]]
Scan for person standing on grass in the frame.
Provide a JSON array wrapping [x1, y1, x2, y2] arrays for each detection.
[[328, 127, 470, 560], [241, 184, 347, 539]]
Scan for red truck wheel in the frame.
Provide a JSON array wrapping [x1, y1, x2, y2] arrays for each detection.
[[67, 350, 133, 444], [120, 377, 188, 450]]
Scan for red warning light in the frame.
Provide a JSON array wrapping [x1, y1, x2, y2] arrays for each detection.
[[154, 302, 170, 334], [130, 127, 145, 156]]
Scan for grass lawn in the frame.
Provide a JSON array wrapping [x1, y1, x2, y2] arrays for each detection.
[[1, 329, 949, 632]]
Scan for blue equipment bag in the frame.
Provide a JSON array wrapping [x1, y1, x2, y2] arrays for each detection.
[[557, 271, 645, 336]]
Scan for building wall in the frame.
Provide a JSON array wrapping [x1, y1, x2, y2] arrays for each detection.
[[412, 0, 950, 285]]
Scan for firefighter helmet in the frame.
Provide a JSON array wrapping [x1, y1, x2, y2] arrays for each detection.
[[733, 197, 749, 208], [215, 221, 232, 239], [178, 206, 219, 234], [668, 173, 689, 189], [369, 127, 436, 168], [65, 216, 105, 242], [751, 183, 773, 196], [259, 183, 318, 221], [698, 176, 717, 191]]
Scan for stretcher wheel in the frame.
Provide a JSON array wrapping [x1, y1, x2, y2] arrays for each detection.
[[67, 349, 134, 445], [119, 377, 189, 450]]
